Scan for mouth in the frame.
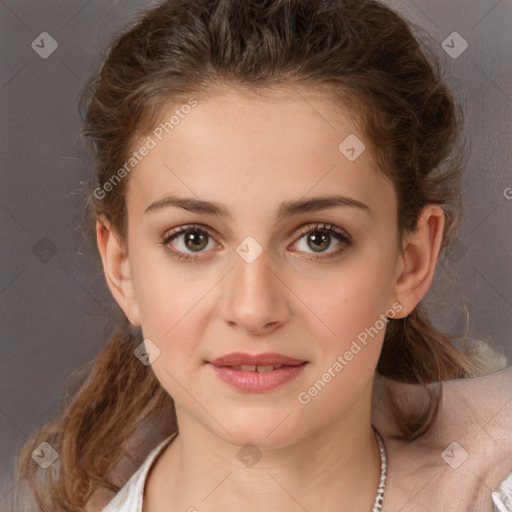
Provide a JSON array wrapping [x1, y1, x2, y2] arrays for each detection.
[[207, 352, 308, 393], [208, 352, 307, 367], [230, 364, 286, 372]]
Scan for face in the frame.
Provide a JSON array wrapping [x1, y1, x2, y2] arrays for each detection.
[[100, 86, 434, 449]]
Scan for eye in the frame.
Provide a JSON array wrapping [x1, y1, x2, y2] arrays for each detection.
[[161, 222, 353, 263], [290, 223, 352, 261], [161, 224, 219, 263]]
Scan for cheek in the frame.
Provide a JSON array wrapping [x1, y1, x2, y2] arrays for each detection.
[[299, 245, 397, 346], [129, 248, 207, 353], [293, 265, 392, 417]]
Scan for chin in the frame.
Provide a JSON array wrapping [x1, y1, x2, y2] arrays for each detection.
[[209, 405, 308, 449]]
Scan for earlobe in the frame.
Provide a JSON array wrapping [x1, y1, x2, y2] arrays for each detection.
[[96, 215, 141, 327], [391, 205, 445, 319]]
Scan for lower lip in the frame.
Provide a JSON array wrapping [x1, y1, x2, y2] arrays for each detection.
[[209, 363, 308, 392]]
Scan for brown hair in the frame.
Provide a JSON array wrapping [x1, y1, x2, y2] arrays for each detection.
[[14, 0, 491, 509]]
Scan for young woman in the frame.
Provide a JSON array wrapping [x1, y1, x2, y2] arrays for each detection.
[[15, 0, 512, 511]]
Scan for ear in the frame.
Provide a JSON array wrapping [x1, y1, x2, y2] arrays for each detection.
[[391, 205, 445, 318], [96, 215, 141, 327]]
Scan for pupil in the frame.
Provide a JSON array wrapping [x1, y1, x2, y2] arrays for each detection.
[[309, 231, 329, 252], [186, 230, 207, 251]]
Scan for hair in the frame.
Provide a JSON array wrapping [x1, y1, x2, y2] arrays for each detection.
[[13, 0, 508, 510]]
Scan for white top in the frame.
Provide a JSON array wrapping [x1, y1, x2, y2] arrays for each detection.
[[101, 367, 512, 512], [101, 432, 178, 512]]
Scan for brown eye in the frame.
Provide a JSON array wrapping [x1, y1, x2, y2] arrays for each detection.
[[162, 224, 218, 260], [306, 231, 331, 252], [180, 229, 209, 251], [292, 223, 353, 260]]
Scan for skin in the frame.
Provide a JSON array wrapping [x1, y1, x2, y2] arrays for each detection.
[[96, 86, 444, 512]]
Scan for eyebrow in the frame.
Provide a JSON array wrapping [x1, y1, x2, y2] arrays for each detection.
[[144, 194, 371, 220]]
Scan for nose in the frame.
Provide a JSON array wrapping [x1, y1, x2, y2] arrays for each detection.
[[219, 244, 291, 336]]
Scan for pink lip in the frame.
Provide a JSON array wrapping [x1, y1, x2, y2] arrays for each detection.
[[207, 352, 308, 393], [209, 352, 306, 367]]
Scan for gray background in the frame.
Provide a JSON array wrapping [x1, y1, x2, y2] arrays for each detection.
[[1, 0, 511, 509]]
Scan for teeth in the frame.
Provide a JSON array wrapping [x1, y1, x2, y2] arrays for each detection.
[[232, 364, 283, 372], [256, 364, 275, 373]]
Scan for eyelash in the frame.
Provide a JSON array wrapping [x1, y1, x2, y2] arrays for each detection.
[[161, 223, 353, 263]]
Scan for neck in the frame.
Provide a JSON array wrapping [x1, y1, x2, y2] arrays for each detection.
[[146, 390, 382, 512]]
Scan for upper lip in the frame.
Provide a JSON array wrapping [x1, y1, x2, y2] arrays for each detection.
[[208, 352, 307, 367]]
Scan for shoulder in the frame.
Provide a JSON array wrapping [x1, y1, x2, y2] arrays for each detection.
[[438, 365, 512, 498], [433, 365, 512, 510], [438, 364, 512, 461], [373, 365, 512, 511], [374, 362, 512, 458]]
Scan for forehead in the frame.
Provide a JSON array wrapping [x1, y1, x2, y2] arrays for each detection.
[[125, 86, 395, 222]]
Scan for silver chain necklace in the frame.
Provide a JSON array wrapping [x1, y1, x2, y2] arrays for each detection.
[[371, 430, 387, 512]]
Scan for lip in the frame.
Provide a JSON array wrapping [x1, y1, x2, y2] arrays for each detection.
[[207, 352, 308, 393], [209, 352, 307, 367]]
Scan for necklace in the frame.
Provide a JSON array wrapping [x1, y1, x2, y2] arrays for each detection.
[[371, 430, 387, 512]]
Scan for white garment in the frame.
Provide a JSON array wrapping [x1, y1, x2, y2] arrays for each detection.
[[101, 367, 512, 512], [101, 433, 177, 512], [493, 471, 512, 512]]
